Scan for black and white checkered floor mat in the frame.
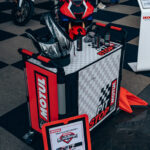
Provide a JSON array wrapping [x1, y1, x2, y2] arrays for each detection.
[[1, 0, 150, 150]]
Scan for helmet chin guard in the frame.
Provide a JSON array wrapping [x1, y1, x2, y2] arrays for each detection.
[[25, 13, 72, 67], [44, 14, 72, 57]]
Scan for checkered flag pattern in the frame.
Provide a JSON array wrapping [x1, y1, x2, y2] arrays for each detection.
[[78, 50, 121, 124], [97, 84, 111, 114]]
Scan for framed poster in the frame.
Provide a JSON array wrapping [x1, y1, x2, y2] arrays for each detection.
[[42, 114, 91, 150]]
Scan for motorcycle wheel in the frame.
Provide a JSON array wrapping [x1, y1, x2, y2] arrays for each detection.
[[12, 0, 34, 26]]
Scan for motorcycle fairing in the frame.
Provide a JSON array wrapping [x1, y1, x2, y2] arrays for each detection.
[[60, 0, 76, 19], [44, 14, 72, 57], [60, 13, 93, 22], [70, 1, 85, 15], [82, 1, 94, 19], [59, 13, 70, 22], [60, 0, 94, 19]]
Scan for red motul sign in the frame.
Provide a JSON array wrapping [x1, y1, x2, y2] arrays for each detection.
[[110, 79, 117, 106], [143, 16, 150, 20], [26, 61, 59, 133], [98, 46, 114, 56]]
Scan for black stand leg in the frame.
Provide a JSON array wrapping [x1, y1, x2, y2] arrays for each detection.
[[22, 129, 36, 144]]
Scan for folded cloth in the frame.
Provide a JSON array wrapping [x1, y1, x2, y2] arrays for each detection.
[[119, 87, 148, 113], [97, 2, 106, 10]]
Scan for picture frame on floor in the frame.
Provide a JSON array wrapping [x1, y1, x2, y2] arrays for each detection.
[[42, 114, 92, 150]]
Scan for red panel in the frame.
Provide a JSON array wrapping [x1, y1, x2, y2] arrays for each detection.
[[26, 61, 59, 133], [60, 0, 76, 19], [82, 1, 94, 19], [37, 56, 51, 63]]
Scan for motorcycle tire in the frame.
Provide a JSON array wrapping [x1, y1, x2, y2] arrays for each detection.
[[11, 0, 34, 26]]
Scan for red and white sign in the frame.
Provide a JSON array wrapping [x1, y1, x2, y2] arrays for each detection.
[[110, 79, 117, 106], [98, 46, 114, 56], [26, 61, 59, 133], [143, 16, 150, 20]]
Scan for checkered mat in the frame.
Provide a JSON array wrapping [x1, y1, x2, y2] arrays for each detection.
[[1, 0, 150, 150]]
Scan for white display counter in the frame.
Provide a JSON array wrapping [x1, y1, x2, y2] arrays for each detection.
[[128, 0, 150, 72]]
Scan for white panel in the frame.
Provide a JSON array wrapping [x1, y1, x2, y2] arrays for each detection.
[[78, 50, 122, 130]]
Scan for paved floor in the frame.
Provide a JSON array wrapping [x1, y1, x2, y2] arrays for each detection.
[[0, 0, 150, 150]]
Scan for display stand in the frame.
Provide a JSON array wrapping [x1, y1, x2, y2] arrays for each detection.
[[128, 0, 150, 72], [19, 23, 126, 143], [24, 40, 123, 132]]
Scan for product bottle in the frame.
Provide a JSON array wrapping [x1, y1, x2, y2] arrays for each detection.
[[57, 68, 66, 119], [77, 29, 83, 51], [104, 32, 111, 47], [96, 35, 100, 48]]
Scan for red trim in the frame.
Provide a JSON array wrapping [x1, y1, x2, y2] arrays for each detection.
[[60, 0, 76, 19], [42, 114, 92, 150], [82, 1, 94, 19], [110, 26, 122, 31], [95, 23, 122, 31], [37, 56, 51, 63], [22, 49, 33, 56], [96, 22, 106, 27]]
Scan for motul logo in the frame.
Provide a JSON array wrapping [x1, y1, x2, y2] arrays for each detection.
[[36, 73, 49, 124], [98, 46, 114, 56], [143, 16, 150, 20], [110, 79, 117, 106], [57, 132, 77, 144], [38, 78, 48, 120]]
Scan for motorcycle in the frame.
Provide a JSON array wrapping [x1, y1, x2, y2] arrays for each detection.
[[11, 0, 34, 26], [11, 0, 94, 33], [58, 0, 94, 39]]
